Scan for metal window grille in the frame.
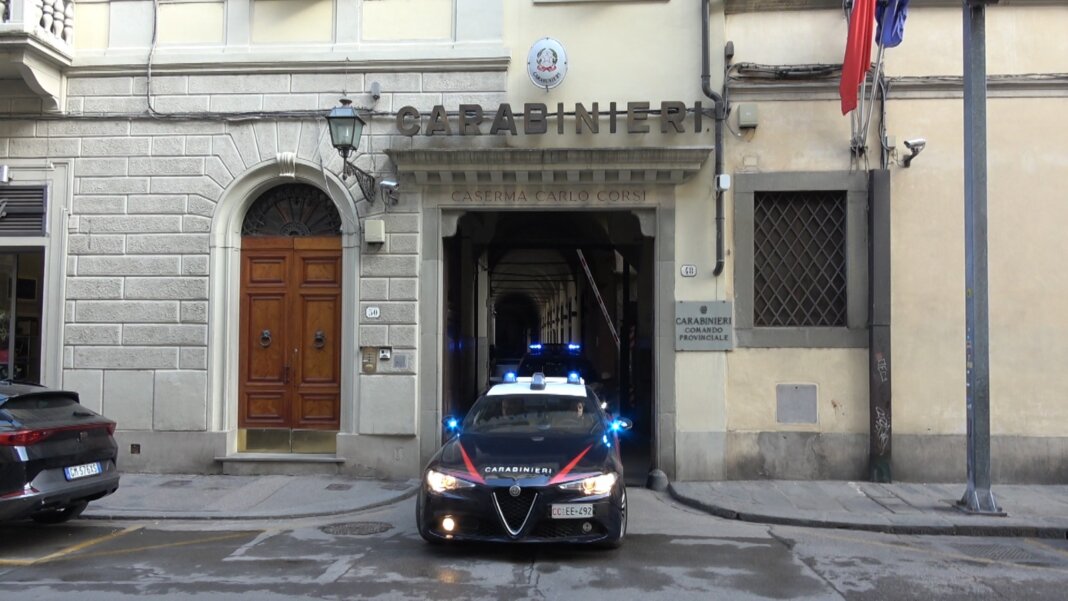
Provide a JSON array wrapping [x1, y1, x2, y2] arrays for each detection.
[[241, 183, 341, 236], [0, 186, 47, 236], [753, 190, 847, 327]]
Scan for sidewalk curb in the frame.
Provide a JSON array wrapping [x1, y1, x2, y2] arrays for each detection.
[[83, 485, 419, 522], [666, 483, 1068, 539]]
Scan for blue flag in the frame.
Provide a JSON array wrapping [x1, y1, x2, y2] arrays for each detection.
[[875, 0, 910, 48]]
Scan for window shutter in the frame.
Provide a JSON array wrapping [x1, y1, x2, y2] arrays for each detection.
[[0, 186, 47, 236]]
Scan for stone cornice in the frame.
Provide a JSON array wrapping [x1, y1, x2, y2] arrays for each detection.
[[67, 44, 510, 78], [728, 74, 1068, 100], [386, 147, 715, 186], [725, 0, 1063, 13]]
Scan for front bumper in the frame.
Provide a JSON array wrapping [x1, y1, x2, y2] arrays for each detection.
[[0, 459, 120, 521], [417, 480, 624, 543]]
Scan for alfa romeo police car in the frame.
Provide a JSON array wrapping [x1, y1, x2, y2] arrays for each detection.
[[417, 372, 631, 547]]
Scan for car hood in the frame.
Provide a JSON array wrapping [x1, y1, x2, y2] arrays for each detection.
[[432, 432, 611, 484]]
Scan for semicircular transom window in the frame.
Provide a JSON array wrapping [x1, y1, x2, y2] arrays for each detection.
[[242, 183, 342, 236]]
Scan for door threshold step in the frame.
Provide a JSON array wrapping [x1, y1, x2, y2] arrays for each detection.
[[215, 454, 347, 476]]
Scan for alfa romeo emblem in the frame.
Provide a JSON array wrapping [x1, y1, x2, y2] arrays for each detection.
[[509, 484, 522, 497]]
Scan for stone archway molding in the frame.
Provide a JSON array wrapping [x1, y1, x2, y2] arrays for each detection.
[[208, 157, 361, 451]]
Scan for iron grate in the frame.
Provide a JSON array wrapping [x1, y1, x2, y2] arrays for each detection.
[[242, 183, 342, 236], [753, 190, 847, 327]]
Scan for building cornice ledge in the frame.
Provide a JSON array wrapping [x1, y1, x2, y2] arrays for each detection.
[[67, 47, 510, 77], [386, 147, 715, 186]]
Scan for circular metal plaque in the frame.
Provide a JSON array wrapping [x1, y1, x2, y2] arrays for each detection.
[[527, 38, 568, 90]]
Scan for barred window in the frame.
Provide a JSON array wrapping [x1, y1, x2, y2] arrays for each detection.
[[734, 172, 868, 349], [753, 190, 847, 327]]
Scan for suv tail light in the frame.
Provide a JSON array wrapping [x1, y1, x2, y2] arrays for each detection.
[[0, 422, 116, 446], [0, 429, 53, 446]]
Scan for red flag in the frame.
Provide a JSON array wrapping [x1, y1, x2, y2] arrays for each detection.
[[839, 0, 876, 115]]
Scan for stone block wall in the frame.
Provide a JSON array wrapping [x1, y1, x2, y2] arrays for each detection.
[[0, 70, 505, 449]]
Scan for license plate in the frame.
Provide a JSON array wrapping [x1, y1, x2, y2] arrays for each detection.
[[64, 462, 102, 481], [551, 504, 594, 519]]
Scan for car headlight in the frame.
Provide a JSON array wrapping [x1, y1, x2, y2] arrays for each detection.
[[558, 472, 618, 496], [426, 469, 476, 493]]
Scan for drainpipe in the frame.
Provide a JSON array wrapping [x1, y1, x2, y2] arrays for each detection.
[[700, 0, 727, 277]]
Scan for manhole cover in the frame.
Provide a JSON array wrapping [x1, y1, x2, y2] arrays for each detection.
[[320, 522, 393, 536], [380, 482, 410, 491], [325, 483, 353, 491], [159, 480, 192, 488]]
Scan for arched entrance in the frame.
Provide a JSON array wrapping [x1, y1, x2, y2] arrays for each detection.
[[238, 183, 343, 453], [442, 211, 656, 481]]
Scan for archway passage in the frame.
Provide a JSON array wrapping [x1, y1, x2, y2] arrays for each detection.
[[238, 183, 343, 453], [443, 211, 655, 483]]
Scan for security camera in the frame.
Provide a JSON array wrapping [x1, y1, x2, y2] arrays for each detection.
[[377, 178, 399, 203], [902, 137, 927, 167]]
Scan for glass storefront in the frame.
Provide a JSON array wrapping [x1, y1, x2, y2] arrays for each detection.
[[0, 251, 44, 384]]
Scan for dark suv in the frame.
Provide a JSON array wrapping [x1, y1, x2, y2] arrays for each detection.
[[0, 383, 120, 523]]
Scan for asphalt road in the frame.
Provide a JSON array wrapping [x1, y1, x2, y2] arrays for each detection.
[[3, 488, 1068, 600]]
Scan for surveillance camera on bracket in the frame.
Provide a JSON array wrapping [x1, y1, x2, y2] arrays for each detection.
[[902, 138, 927, 168], [378, 178, 399, 204]]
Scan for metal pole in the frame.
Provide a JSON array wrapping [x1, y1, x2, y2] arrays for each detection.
[[958, 0, 1001, 515]]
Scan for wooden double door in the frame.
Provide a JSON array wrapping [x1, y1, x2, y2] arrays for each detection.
[[239, 237, 342, 432]]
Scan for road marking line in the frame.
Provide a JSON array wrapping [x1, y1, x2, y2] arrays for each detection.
[[224, 529, 280, 561], [315, 557, 355, 584], [0, 526, 141, 566], [33, 531, 258, 564]]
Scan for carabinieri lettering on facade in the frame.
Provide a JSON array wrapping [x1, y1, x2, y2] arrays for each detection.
[[396, 101, 706, 136]]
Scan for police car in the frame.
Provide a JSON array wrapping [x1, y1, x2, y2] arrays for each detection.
[[416, 372, 631, 547]]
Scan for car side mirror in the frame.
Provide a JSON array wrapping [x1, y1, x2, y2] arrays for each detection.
[[609, 417, 633, 432], [442, 416, 461, 432]]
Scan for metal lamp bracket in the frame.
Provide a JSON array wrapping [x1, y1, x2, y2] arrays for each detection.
[[342, 160, 378, 204]]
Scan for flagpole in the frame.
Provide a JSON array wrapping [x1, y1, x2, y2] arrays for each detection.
[[861, 43, 886, 148]]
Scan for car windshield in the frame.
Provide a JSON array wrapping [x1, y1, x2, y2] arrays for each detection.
[[464, 394, 600, 435]]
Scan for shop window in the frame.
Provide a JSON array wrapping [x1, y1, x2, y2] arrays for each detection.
[[733, 172, 868, 348]]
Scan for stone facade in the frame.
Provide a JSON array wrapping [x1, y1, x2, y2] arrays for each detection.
[[4, 1, 1068, 483]]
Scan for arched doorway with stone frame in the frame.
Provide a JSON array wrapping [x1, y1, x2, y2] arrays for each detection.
[[209, 158, 361, 463], [388, 146, 712, 481]]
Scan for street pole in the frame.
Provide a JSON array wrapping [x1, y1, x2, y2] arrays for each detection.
[[958, 0, 1002, 515]]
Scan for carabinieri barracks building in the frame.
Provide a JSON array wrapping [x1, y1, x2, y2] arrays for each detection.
[[1, 0, 1065, 483]]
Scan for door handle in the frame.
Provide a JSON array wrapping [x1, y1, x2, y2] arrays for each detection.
[[260, 329, 272, 348], [314, 330, 326, 350]]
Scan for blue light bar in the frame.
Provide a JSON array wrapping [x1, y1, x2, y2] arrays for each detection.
[[567, 343, 581, 352], [567, 371, 581, 384], [446, 418, 459, 430], [504, 371, 517, 383], [610, 420, 623, 432], [528, 343, 543, 351]]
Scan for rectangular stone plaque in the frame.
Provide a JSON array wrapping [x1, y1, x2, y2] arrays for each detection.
[[675, 301, 734, 351]]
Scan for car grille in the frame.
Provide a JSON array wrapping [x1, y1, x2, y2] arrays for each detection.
[[532, 520, 606, 539], [493, 488, 538, 535]]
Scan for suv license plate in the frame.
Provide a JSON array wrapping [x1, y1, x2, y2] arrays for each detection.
[[64, 462, 102, 481], [551, 504, 594, 519]]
